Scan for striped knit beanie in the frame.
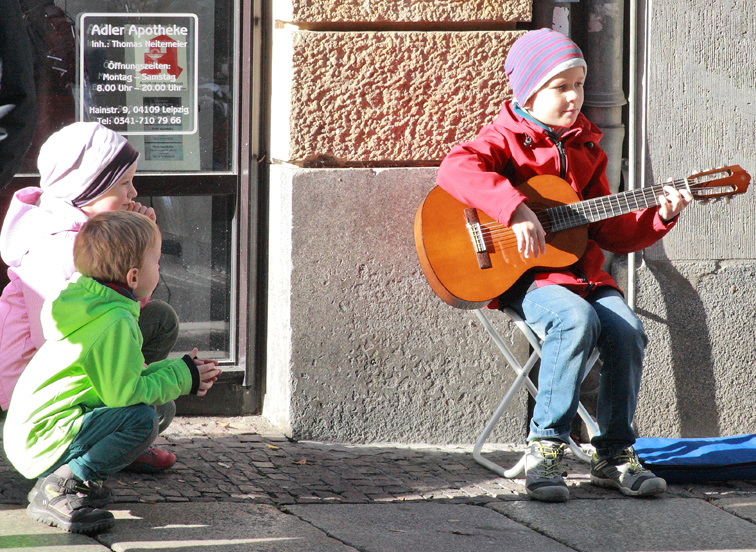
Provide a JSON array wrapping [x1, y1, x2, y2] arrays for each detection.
[[505, 28, 587, 106]]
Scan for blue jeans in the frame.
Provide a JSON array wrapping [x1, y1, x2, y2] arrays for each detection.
[[44, 404, 158, 482], [507, 285, 647, 459]]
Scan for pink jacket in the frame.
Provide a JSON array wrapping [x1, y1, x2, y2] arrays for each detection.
[[0, 188, 87, 409], [437, 101, 676, 301]]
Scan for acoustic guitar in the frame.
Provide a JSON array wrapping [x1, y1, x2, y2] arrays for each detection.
[[414, 166, 751, 309]]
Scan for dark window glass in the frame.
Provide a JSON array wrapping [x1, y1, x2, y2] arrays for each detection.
[[13, 0, 238, 360]]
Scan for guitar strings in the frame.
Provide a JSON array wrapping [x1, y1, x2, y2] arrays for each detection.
[[477, 179, 690, 250]]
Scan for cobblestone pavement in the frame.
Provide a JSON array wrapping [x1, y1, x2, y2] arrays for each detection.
[[3, 416, 756, 508]]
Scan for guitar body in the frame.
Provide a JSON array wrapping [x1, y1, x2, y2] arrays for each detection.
[[414, 175, 588, 309], [415, 166, 750, 309]]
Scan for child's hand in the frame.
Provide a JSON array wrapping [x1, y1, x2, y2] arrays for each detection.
[[189, 347, 222, 397], [127, 201, 157, 222], [658, 179, 693, 222], [510, 202, 546, 259]]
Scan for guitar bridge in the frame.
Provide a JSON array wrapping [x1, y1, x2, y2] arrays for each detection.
[[466, 221, 486, 253], [464, 208, 492, 270]]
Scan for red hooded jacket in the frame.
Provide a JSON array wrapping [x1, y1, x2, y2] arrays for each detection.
[[436, 101, 675, 303]]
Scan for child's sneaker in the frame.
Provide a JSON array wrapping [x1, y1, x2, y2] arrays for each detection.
[[523, 439, 570, 502], [591, 447, 667, 497], [123, 446, 176, 474], [27, 477, 112, 508], [26, 473, 114, 534]]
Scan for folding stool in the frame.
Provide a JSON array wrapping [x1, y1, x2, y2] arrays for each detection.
[[472, 307, 600, 478]]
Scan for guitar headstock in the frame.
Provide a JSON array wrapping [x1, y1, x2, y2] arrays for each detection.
[[687, 165, 751, 203]]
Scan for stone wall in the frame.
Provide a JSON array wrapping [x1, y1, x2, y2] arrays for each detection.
[[631, 0, 756, 438], [265, 166, 529, 443], [266, 2, 531, 442]]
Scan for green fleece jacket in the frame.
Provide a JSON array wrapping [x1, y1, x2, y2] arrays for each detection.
[[3, 273, 198, 478]]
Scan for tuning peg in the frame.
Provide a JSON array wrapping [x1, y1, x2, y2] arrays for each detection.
[[726, 195, 732, 204]]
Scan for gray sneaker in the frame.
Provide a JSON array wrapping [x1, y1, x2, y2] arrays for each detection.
[[26, 473, 114, 534], [524, 439, 569, 502], [591, 447, 667, 497], [28, 477, 112, 508]]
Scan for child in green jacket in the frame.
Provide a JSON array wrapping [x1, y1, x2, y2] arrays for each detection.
[[3, 210, 221, 534]]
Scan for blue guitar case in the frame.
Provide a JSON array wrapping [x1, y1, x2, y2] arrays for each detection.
[[635, 434, 756, 484]]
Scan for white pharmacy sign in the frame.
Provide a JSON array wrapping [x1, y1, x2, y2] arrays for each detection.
[[79, 14, 198, 137]]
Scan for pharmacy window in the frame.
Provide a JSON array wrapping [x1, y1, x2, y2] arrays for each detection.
[[12, 0, 258, 373]]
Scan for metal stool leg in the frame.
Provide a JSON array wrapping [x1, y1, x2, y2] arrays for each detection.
[[472, 308, 599, 477]]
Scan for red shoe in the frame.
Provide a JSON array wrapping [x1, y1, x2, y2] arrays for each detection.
[[123, 446, 176, 474]]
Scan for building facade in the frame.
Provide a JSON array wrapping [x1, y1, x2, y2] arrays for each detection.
[[3, 0, 754, 444], [266, 0, 756, 443]]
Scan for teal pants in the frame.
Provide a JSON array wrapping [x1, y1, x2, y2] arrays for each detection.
[[139, 300, 179, 433], [47, 405, 159, 481]]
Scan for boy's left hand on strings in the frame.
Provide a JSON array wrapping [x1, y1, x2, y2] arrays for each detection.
[[658, 180, 693, 222]]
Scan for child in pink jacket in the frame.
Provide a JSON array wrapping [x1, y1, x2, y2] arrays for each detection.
[[0, 122, 178, 473]]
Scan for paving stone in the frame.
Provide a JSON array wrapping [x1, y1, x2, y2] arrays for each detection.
[[489, 498, 756, 552], [99, 502, 357, 551], [287, 503, 573, 552]]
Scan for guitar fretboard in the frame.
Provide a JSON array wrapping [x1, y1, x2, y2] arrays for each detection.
[[545, 179, 689, 232]]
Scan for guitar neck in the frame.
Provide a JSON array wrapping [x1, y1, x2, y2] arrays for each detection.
[[546, 179, 688, 232]]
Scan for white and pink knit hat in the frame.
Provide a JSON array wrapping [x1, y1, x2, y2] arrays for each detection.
[[37, 122, 139, 207]]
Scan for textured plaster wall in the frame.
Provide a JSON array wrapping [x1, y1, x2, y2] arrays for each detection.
[[629, 0, 756, 438], [271, 0, 529, 166], [273, 30, 522, 165], [631, 261, 756, 438], [279, 0, 530, 24]]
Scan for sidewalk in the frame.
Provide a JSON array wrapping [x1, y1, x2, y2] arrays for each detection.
[[2, 416, 756, 551]]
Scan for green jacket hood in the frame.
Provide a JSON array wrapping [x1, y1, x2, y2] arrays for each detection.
[[43, 273, 140, 341]]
